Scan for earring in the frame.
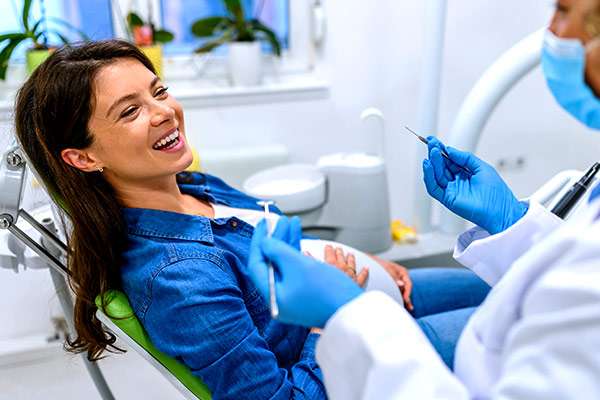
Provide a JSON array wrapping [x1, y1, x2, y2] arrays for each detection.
[[98, 167, 104, 173]]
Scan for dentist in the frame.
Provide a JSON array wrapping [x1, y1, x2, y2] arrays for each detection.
[[246, 0, 600, 398]]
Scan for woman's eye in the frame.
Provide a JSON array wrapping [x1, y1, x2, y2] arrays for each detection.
[[155, 86, 169, 97], [120, 106, 138, 119]]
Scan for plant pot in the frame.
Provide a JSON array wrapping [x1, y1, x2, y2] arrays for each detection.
[[228, 41, 263, 86], [26, 49, 52, 74], [140, 45, 163, 79]]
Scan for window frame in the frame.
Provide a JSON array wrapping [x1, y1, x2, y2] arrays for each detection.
[[111, 0, 314, 81], [0, 0, 327, 105]]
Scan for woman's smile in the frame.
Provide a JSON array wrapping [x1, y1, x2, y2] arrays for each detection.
[[152, 128, 184, 152]]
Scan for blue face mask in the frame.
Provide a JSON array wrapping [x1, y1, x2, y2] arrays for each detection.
[[541, 30, 600, 130]]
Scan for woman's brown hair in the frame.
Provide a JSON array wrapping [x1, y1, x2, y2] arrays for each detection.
[[14, 40, 156, 361]]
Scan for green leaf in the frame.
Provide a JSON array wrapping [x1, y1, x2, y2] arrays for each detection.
[[194, 30, 234, 54], [0, 33, 29, 43], [46, 29, 70, 45], [127, 12, 145, 31], [153, 29, 174, 44], [194, 39, 226, 54], [191, 17, 231, 37], [236, 21, 255, 42], [45, 17, 90, 41], [32, 32, 47, 49], [30, 19, 43, 36], [22, 0, 33, 31], [0, 37, 28, 80], [250, 20, 281, 56], [224, 0, 245, 25], [235, 31, 255, 42]]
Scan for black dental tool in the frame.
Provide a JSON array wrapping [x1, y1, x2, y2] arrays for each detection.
[[551, 162, 600, 219]]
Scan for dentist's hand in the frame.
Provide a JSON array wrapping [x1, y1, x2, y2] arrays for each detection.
[[270, 215, 302, 251], [247, 218, 363, 328], [422, 137, 528, 235]]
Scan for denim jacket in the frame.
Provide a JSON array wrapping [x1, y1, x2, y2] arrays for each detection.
[[120, 172, 325, 399]]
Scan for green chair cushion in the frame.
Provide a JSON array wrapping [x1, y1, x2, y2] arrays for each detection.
[[95, 290, 211, 399]]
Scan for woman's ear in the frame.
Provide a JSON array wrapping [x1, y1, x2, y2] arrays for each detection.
[[61, 148, 103, 172]]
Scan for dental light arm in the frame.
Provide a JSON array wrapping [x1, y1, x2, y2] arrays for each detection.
[[439, 28, 545, 234]]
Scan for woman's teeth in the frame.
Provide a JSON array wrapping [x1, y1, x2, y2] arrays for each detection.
[[153, 130, 180, 150]]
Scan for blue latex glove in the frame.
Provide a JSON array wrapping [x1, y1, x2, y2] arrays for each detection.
[[247, 218, 363, 328], [270, 215, 302, 251], [422, 137, 528, 235]]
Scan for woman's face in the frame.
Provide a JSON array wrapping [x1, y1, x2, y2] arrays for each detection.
[[550, 0, 600, 93], [62, 58, 192, 185]]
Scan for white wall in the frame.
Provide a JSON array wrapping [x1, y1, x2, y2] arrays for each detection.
[[183, 0, 599, 226], [440, 0, 600, 197], [2, 0, 600, 397]]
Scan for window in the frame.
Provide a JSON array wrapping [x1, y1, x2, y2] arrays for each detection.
[[2, 0, 314, 82], [113, 0, 310, 79], [55, 0, 114, 41], [160, 0, 289, 56], [0, 0, 114, 61]]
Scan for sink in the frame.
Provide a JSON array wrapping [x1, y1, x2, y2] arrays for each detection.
[[243, 163, 326, 213]]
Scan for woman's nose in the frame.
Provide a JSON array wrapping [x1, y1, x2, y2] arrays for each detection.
[[150, 101, 175, 126], [550, 16, 569, 37]]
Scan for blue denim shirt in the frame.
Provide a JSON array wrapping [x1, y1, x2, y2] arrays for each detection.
[[120, 172, 325, 399]]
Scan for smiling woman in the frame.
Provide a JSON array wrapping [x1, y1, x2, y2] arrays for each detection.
[[13, 40, 327, 399], [59, 58, 193, 199], [14, 41, 162, 361]]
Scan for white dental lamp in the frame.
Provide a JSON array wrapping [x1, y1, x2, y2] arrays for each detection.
[[0, 139, 116, 400]]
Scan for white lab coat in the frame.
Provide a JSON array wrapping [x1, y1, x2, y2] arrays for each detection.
[[315, 200, 600, 399]]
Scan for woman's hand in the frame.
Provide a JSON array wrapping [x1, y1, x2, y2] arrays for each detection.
[[322, 245, 369, 288], [370, 255, 414, 311]]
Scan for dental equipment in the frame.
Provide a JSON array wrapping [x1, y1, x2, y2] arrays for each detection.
[[551, 162, 600, 219], [244, 109, 391, 254], [439, 28, 544, 234], [257, 200, 279, 318], [404, 126, 472, 175]]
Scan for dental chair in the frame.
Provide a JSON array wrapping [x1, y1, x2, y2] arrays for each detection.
[[95, 291, 211, 400], [0, 143, 211, 399]]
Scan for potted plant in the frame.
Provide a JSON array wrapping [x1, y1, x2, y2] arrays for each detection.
[[191, 0, 282, 86], [0, 0, 89, 80], [126, 6, 174, 79]]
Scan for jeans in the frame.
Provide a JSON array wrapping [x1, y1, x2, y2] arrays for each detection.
[[409, 268, 490, 370]]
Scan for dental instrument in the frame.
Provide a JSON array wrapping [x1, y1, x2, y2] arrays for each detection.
[[404, 126, 472, 175], [257, 200, 279, 318], [551, 162, 600, 219]]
